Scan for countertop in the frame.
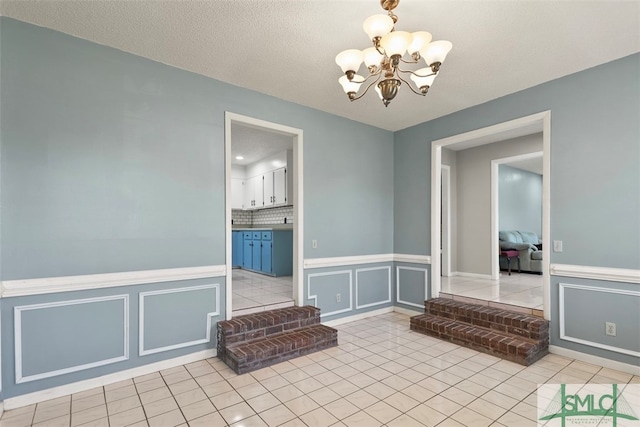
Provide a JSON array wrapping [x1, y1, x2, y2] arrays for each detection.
[[232, 226, 293, 231]]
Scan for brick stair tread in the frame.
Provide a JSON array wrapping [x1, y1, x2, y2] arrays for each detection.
[[410, 313, 547, 366], [424, 298, 548, 340], [224, 324, 338, 374], [218, 305, 320, 337], [226, 324, 337, 362]]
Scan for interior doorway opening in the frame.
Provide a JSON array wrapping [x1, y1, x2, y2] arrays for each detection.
[[431, 112, 551, 320], [225, 112, 304, 320]]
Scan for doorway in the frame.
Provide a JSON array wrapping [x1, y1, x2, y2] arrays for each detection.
[[431, 112, 551, 320], [225, 112, 304, 320]]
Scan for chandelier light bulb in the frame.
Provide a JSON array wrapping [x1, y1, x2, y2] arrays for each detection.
[[335, 49, 364, 74], [338, 75, 365, 94], [410, 68, 438, 93], [408, 31, 433, 55], [363, 47, 383, 71], [420, 40, 453, 69], [363, 14, 394, 41], [380, 31, 413, 58]]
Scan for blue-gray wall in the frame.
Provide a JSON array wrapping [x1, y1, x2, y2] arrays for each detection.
[[0, 16, 638, 400], [499, 164, 542, 237], [394, 53, 640, 364], [0, 17, 394, 399]]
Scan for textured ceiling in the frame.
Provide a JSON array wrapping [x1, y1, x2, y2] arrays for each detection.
[[231, 123, 293, 166], [1, 0, 638, 131]]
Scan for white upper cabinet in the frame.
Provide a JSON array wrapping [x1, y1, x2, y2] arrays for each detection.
[[243, 175, 264, 210], [273, 167, 287, 206], [263, 167, 287, 207], [231, 178, 244, 210], [237, 150, 293, 211], [252, 175, 264, 209]]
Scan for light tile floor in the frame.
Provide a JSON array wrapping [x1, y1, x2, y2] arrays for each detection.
[[2, 312, 637, 427], [441, 273, 543, 311], [232, 270, 293, 316]]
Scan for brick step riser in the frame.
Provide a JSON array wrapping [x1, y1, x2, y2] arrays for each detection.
[[410, 316, 548, 366], [229, 339, 338, 375], [227, 329, 338, 365], [423, 300, 548, 341]]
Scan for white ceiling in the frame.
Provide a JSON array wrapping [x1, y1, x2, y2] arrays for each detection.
[[1, 1, 638, 132], [231, 123, 293, 166], [506, 156, 543, 175]]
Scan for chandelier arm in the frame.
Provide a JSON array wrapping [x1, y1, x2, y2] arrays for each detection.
[[399, 57, 419, 65], [397, 67, 437, 78], [395, 72, 425, 96], [349, 73, 384, 101]]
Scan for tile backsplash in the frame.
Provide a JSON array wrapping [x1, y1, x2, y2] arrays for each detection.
[[232, 206, 293, 226]]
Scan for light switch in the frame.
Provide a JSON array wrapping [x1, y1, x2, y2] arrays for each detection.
[[553, 240, 563, 252]]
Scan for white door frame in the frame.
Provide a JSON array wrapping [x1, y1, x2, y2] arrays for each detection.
[[441, 165, 451, 277], [490, 151, 543, 280], [225, 112, 304, 320], [430, 111, 551, 320]]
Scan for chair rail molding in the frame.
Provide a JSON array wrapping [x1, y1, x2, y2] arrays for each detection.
[[303, 253, 431, 269], [550, 264, 640, 284], [1, 265, 227, 298]]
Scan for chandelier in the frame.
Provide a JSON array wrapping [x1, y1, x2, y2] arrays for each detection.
[[335, 0, 452, 107]]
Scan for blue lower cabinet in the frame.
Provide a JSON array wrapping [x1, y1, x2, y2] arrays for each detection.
[[232, 231, 243, 268], [235, 229, 293, 277], [242, 232, 252, 269], [261, 232, 273, 274], [251, 234, 262, 271]]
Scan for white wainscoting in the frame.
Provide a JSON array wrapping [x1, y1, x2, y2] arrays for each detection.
[[394, 254, 431, 265], [303, 253, 432, 270], [1, 265, 226, 298], [551, 264, 640, 284], [396, 266, 428, 309], [304, 254, 394, 269], [307, 270, 353, 318], [559, 282, 640, 358], [15, 295, 130, 384], [139, 284, 220, 356], [355, 266, 392, 310]]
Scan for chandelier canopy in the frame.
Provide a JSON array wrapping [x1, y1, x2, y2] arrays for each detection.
[[335, 0, 452, 107]]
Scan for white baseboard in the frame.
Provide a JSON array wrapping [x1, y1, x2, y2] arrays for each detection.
[[323, 307, 393, 327], [393, 306, 423, 316], [4, 349, 216, 410], [453, 271, 494, 280], [0, 401, 4, 419], [549, 345, 640, 376]]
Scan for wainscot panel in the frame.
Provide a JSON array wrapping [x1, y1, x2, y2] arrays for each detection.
[[139, 284, 220, 356], [355, 267, 391, 310], [395, 264, 430, 311], [15, 295, 128, 384], [305, 262, 395, 321], [550, 275, 639, 366], [1, 277, 225, 399]]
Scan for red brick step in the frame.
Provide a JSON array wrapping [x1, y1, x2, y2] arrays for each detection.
[[217, 306, 337, 374], [224, 324, 338, 374], [410, 298, 548, 366]]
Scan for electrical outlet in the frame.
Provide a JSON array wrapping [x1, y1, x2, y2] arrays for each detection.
[[312, 239, 318, 249], [336, 293, 341, 303], [605, 322, 616, 337], [553, 240, 563, 252]]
